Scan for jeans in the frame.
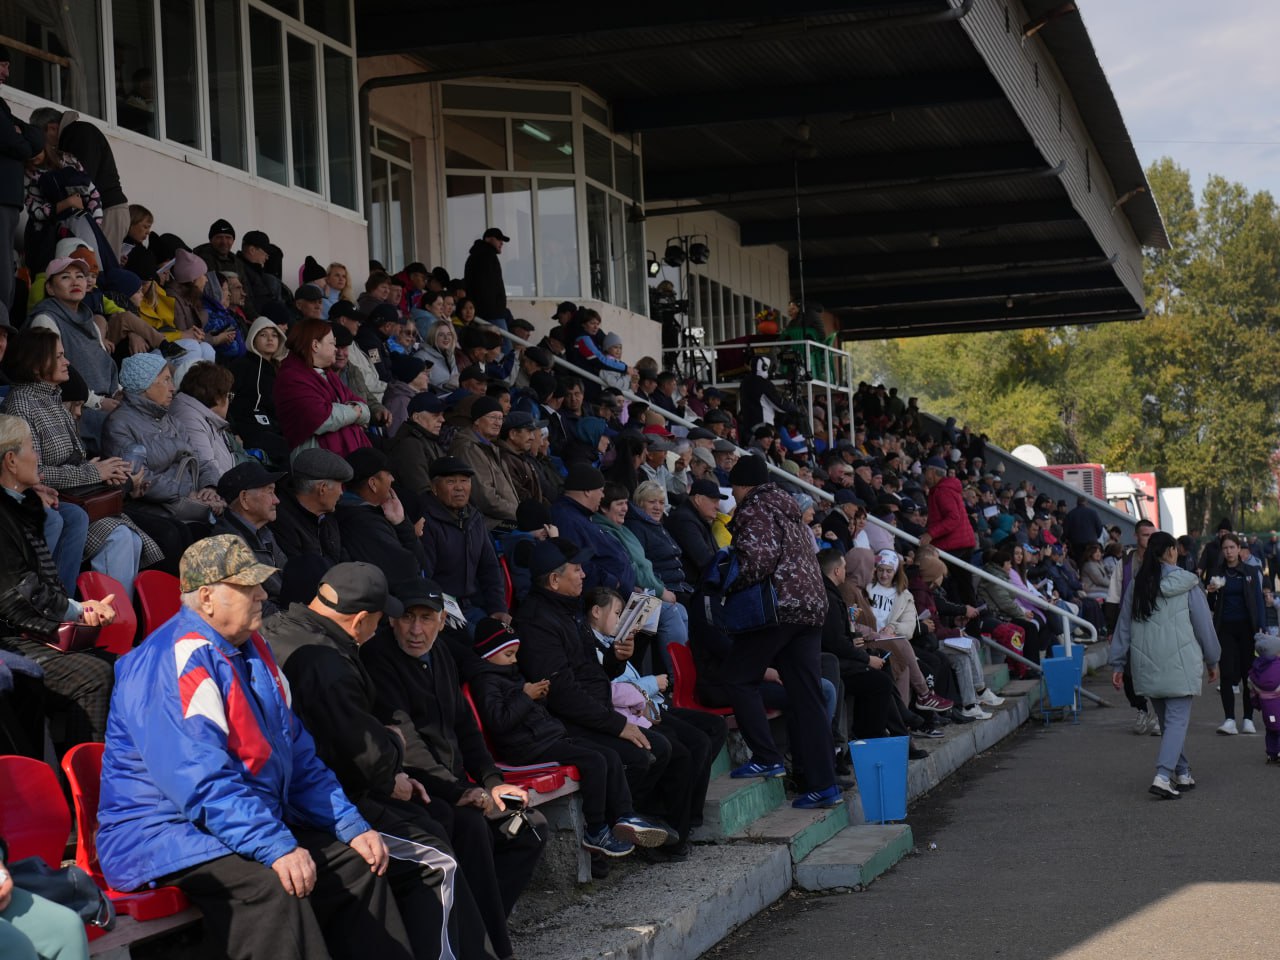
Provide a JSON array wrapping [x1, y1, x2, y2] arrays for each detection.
[[89, 526, 143, 601], [44, 503, 89, 595], [1150, 696, 1193, 780], [652, 601, 689, 671]]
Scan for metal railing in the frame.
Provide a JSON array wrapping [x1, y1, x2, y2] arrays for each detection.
[[485, 323, 1104, 706]]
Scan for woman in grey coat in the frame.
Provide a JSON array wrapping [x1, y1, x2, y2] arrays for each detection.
[[1109, 530, 1220, 799]]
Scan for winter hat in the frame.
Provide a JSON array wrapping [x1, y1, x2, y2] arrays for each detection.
[[728, 453, 768, 487], [100, 268, 144, 299], [388, 353, 427, 384], [563, 463, 606, 492], [119, 353, 169, 393], [172, 248, 207, 283], [602, 332, 622, 350], [917, 551, 948, 585], [793, 493, 814, 513], [874, 549, 900, 571], [1256, 632, 1280, 658], [468, 396, 504, 421], [123, 245, 157, 282], [473, 618, 521, 660], [208, 218, 235, 240], [301, 255, 326, 283], [54, 236, 95, 261]]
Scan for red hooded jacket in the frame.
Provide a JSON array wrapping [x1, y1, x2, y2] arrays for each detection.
[[926, 475, 976, 554]]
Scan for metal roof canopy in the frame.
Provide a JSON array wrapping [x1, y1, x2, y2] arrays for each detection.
[[357, 0, 1165, 341]]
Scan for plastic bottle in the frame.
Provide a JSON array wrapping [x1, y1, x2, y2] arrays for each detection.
[[126, 443, 147, 473]]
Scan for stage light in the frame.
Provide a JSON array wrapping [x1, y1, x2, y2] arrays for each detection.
[[688, 241, 710, 265], [646, 250, 662, 277], [663, 244, 687, 268]]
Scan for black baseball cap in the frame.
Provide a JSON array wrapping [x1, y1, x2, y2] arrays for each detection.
[[216, 461, 285, 503], [346, 448, 392, 486], [483, 227, 511, 242], [294, 283, 323, 302], [428, 456, 476, 479], [329, 300, 362, 323], [241, 229, 271, 251], [459, 364, 487, 384], [407, 392, 446, 415], [689, 479, 727, 500], [369, 303, 400, 327], [397, 578, 445, 613], [526, 538, 595, 578], [317, 562, 403, 617]]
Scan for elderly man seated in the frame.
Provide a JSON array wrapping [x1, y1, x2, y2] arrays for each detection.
[[95, 536, 415, 960]]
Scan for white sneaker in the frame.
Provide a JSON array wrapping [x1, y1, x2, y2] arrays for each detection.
[[959, 704, 992, 720], [1133, 711, 1151, 735], [1173, 772, 1196, 790], [1149, 775, 1180, 799], [1149, 714, 1162, 736], [1217, 718, 1239, 736], [1242, 718, 1258, 735], [977, 688, 1005, 707]]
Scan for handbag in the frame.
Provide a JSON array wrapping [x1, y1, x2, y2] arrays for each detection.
[[7, 857, 116, 930], [45, 621, 102, 653], [702, 548, 780, 635], [59, 483, 124, 523]]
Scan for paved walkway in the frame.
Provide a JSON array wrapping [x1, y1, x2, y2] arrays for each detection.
[[706, 675, 1280, 960]]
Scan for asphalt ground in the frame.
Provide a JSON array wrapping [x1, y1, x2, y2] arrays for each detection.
[[705, 674, 1280, 960]]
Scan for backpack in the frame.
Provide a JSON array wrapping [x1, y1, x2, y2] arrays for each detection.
[[698, 548, 779, 637], [989, 623, 1029, 678]]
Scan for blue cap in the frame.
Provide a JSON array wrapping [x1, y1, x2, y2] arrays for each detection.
[[408, 392, 445, 415], [924, 456, 949, 471]]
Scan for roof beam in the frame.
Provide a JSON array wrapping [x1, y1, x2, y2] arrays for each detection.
[[644, 143, 1045, 201], [818, 267, 1124, 310], [740, 199, 1079, 244], [613, 71, 1002, 132], [795, 239, 1102, 282], [835, 291, 1143, 338]]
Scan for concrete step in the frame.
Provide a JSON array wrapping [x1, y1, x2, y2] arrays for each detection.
[[709, 744, 731, 780], [691, 772, 786, 841], [983, 661, 1010, 692], [728, 796, 851, 863], [794, 823, 914, 891]]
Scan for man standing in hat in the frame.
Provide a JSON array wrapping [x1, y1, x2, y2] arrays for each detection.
[[420, 457, 510, 629], [497, 411, 546, 504], [270, 448, 350, 566], [723, 455, 840, 809], [213, 461, 288, 614], [336, 448, 427, 597], [97, 537, 416, 960], [195, 218, 239, 278], [549, 464, 636, 596], [265, 563, 493, 960], [451, 395, 520, 531], [363, 589, 545, 960], [0, 48, 44, 309], [464, 227, 510, 325], [386, 391, 449, 496], [666, 478, 727, 582]]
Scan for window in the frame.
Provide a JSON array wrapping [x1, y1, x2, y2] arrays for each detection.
[[446, 176, 487, 283], [586, 185, 610, 303], [287, 35, 321, 193], [324, 47, 357, 209], [583, 127, 612, 187], [442, 85, 570, 114], [249, 10, 287, 185], [206, 0, 246, 168], [7, 2, 106, 117], [305, 0, 351, 44], [512, 119, 573, 174], [492, 178, 534, 297], [443, 116, 506, 171], [370, 129, 415, 272], [111, 0, 156, 135], [538, 183, 579, 298], [159, 0, 200, 148]]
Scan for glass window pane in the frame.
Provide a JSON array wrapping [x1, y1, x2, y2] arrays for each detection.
[[287, 35, 321, 193], [493, 178, 534, 298], [609, 194, 625, 307], [249, 10, 287, 185], [583, 127, 612, 188], [323, 47, 357, 208], [305, 0, 351, 44], [446, 176, 487, 282], [627, 215, 647, 315], [261, 0, 299, 16], [206, 0, 246, 168], [581, 97, 608, 127], [614, 142, 637, 200], [112, 0, 157, 136], [443, 115, 506, 170], [389, 165, 412, 273], [537, 182, 579, 298], [159, 0, 200, 147], [512, 119, 573, 174], [586, 186, 609, 303], [442, 85, 570, 115], [370, 170, 388, 268], [8, 2, 105, 117], [374, 129, 411, 162]]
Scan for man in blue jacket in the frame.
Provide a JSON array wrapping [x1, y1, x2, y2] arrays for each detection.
[[97, 536, 414, 960], [548, 463, 636, 597]]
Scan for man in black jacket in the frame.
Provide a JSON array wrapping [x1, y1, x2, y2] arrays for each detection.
[[270, 447, 348, 566], [464, 227, 509, 323], [335, 448, 428, 599], [665, 479, 723, 582], [57, 113, 129, 256], [362, 582, 543, 959], [0, 49, 44, 309], [264, 562, 497, 960], [212, 461, 288, 615]]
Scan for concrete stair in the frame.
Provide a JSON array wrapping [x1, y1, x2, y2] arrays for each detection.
[[794, 824, 914, 891], [692, 771, 786, 840], [729, 798, 851, 863]]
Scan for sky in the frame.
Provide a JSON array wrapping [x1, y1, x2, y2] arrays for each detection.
[[1079, 0, 1280, 200]]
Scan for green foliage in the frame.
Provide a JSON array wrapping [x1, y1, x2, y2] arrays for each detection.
[[851, 157, 1280, 531]]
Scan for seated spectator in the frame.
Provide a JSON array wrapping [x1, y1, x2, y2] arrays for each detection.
[[102, 355, 225, 562], [193, 218, 238, 277], [167, 249, 235, 353], [26, 256, 119, 416], [274, 317, 371, 459], [496, 411, 546, 505], [549, 465, 636, 597], [293, 283, 325, 324], [329, 324, 390, 428], [386, 392, 448, 497], [362, 592, 547, 957], [978, 542, 1046, 663], [236, 229, 288, 317], [912, 552, 1004, 716], [418, 456, 509, 630], [356, 269, 392, 316], [0, 413, 117, 752], [199, 266, 246, 360], [1081, 542, 1111, 599], [97, 537, 418, 960], [330, 300, 387, 403], [335, 447, 426, 598], [212, 461, 287, 615], [499, 500, 558, 602], [627, 481, 694, 599], [228, 313, 289, 465], [665, 477, 723, 582], [0, 831, 91, 959], [420, 319, 460, 390], [2, 329, 157, 590], [169, 361, 249, 483], [384, 354, 432, 433], [820, 489, 865, 553], [269, 448, 349, 566], [450, 396, 519, 531]]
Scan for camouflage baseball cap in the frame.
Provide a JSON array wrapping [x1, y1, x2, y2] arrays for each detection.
[[179, 535, 279, 592]]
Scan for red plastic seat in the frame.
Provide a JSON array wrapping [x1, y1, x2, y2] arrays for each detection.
[[667, 642, 780, 726], [460, 684, 579, 789], [498, 555, 515, 613], [134, 569, 181, 636], [0, 755, 69, 867], [61, 743, 191, 921], [75, 571, 137, 655]]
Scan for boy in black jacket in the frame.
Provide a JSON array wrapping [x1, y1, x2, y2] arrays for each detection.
[[469, 617, 666, 858]]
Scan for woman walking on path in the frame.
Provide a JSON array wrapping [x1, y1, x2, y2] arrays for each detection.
[[1109, 531, 1221, 800], [1206, 532, 1267, 735]]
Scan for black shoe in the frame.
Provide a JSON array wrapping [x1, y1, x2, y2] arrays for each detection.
[[908, 746, 929, 760], [590, 852, 611, 879], [157, 340, 187, 360], [912, 726, 944, 739], [948, 707, 974, 725]]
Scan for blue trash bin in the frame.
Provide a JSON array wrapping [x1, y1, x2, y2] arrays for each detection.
[[1041, 656, 1077, 708], [1051, 644, 1085, 684], [849, 736, 909, 823]]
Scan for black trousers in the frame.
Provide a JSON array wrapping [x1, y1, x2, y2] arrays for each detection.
[[1218, 619, 1257, 721], [836, 665, 898, 740], [721, 622, 835, 792], [356, 795, 496, 960], [1, 639, 113, 751], [165, 826, 413, 960], [525, 737, 632, 827], [426, 797, 545, 960], [564, 723, 671, 812], [655, 708, 727, 836], [1122, 658, 1148, 712]]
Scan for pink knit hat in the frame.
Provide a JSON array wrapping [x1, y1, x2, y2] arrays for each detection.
[[172, 248, 207, 283]]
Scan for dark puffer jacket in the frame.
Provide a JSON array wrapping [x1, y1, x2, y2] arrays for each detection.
[[0, 488, 74, 637], [467, 657, 567, 763], [624, 508, 691, 595], [463, 239, 506, 320], [730, 482, 825, 626]]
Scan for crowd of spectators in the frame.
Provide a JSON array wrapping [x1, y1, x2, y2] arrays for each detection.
[[0, 54, 1151, 959]]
